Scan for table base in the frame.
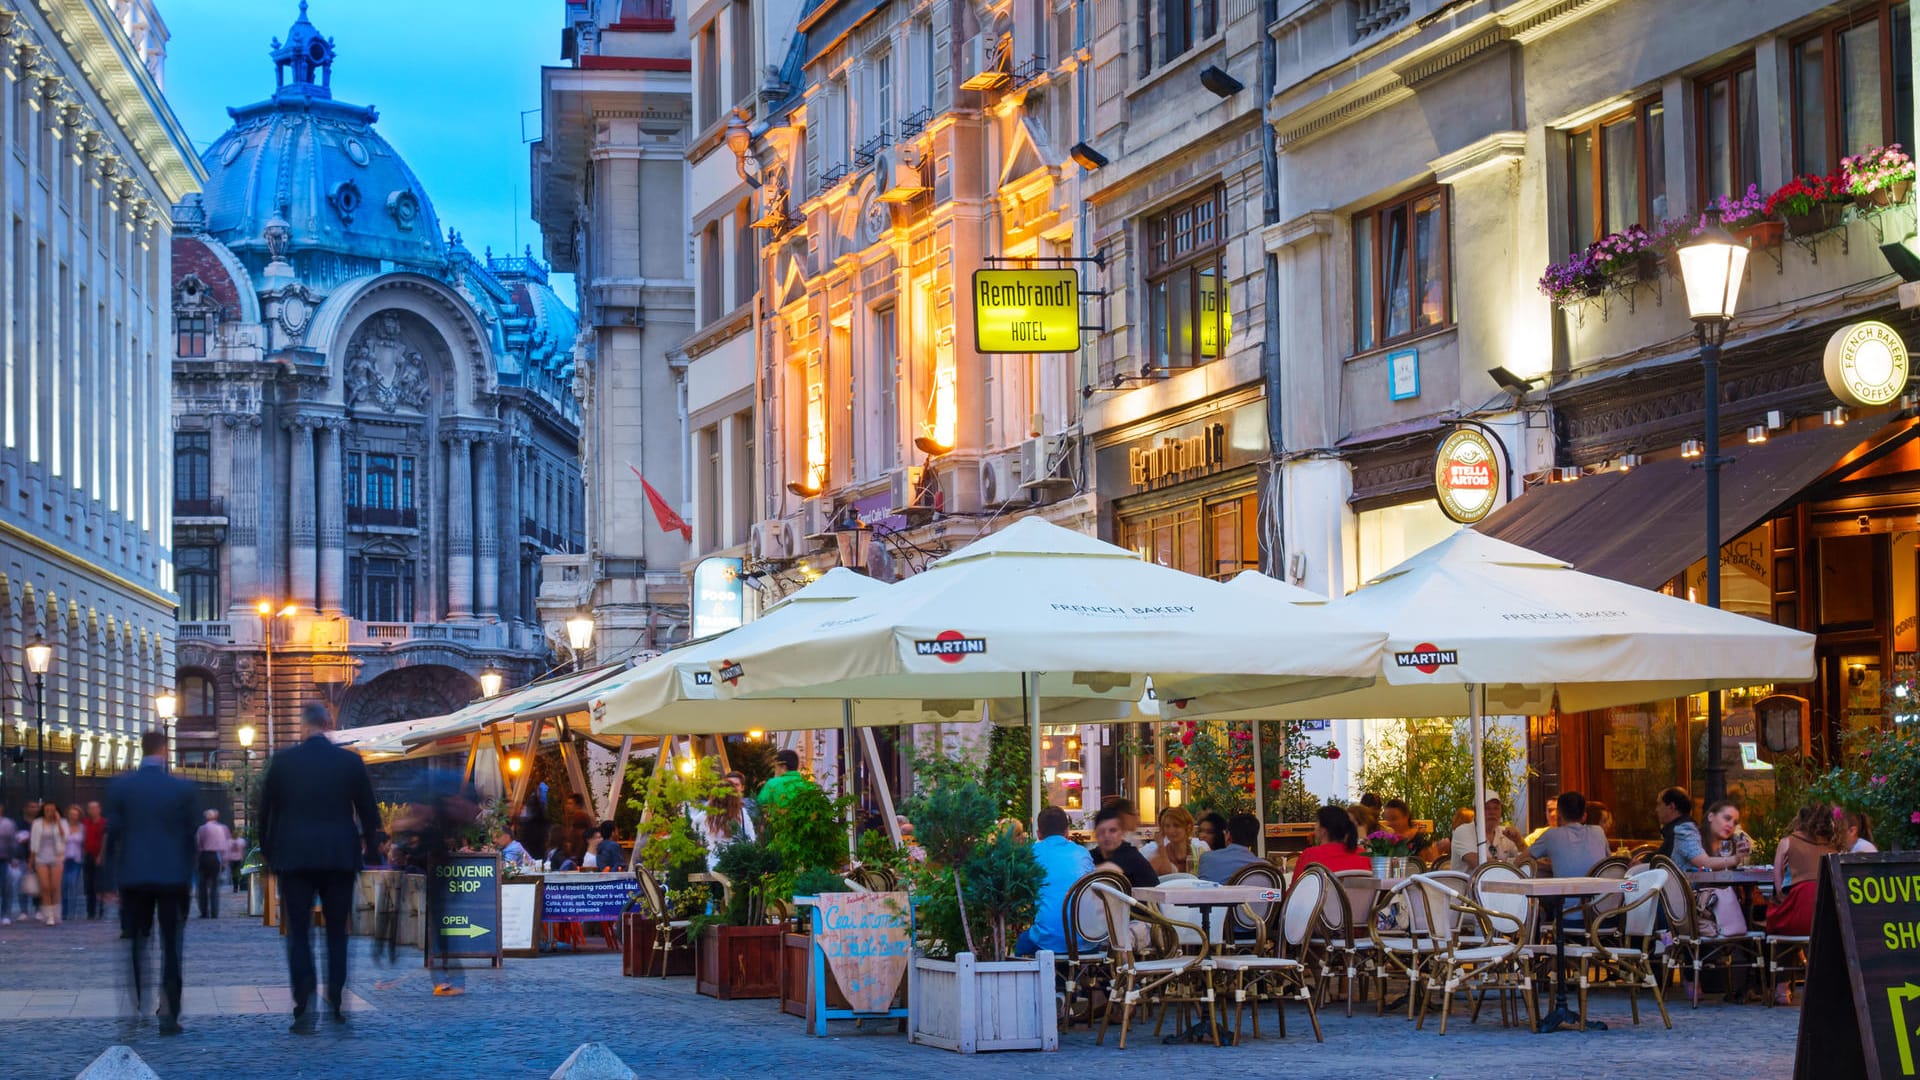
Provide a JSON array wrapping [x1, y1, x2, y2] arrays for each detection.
[[1536, 1005, 1607, 1034]]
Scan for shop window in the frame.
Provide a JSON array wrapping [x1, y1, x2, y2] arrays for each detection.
[[1350, 499, 1454, 593], [1117, 488, 1257, 581], [1566, 98, 1667, 254], [1696, 60, 1760, 202], [1145, 186, 1230, 370], [176, 545, 220, 623], [1353, 186, 1450, 353], [1792, 2, 1915, 178]]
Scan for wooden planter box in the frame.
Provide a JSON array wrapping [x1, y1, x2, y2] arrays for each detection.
[[623, 913, 694, 977], [908, 951, 1057, 1053], [696, 924, 783, 999]]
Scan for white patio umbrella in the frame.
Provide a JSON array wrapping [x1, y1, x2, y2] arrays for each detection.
[[1176, 528, 1817, 860], [710, 518, 1388, 823]]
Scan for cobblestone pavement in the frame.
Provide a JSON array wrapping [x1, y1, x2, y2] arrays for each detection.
[[0, 889, 1799, 1079]]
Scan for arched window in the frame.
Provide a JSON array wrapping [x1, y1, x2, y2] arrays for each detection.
[[176, 673, 218, 768]]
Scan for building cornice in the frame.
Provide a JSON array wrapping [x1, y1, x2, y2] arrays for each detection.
[[1428, 130, 1526, 184], [0, 516, 174, 607]]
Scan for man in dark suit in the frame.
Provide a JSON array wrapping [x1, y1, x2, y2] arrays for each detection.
[[105, 729, 199, 1035], [259, 702, 380, 1034]]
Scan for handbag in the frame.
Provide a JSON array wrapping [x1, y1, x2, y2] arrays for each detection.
[[20, 868, 38, 898], [1695, 885, 1746, 938]]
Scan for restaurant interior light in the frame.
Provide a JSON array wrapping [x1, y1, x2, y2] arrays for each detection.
[[746, 729, 765, 741], [507, 754, 523, 775], [1069, 142, 1109, 171], [677, 756, 697, 776]]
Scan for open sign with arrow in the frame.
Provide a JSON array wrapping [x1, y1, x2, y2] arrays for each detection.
[[429, 853, 503, 967]]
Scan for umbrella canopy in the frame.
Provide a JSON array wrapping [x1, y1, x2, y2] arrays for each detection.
[[710, 517, 1386, 704], [590, 567, 985, 737], [1180, 528, 1815, 720]]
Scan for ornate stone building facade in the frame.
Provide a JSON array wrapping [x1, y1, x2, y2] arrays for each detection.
[[171, 4, 582, 760], [0, 0, 200, 807]]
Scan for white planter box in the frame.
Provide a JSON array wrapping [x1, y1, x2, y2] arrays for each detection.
[[908, 950, 1057, 1053]]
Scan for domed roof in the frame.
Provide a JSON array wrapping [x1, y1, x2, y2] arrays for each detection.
[[198, 2, 444, 276]]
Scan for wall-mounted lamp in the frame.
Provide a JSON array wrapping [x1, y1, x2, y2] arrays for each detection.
[[913, 435, 952, 457], [1069, 142, 1109, 171], [1554, 466, 1581, 483], [724, 108, 763, 189], [479, 669, 504, 698], [1746, 425, 1769, 444], [1488, 365, 1544, 396], [786, 480, 821, 498], [1616, 453, 1643, 472], [1680, 439, 1703, 458], [1198, 65, 1243, 97], [1766, 409, 1786, 430], [1825, 406, 1848, 427]]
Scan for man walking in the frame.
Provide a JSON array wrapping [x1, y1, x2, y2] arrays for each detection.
[[82, 802, 108, 919], [105, 730, 198, 1035], [193, 810, 231, 918], [0, 801, 16, 926], [259, 703, 380, 1034]]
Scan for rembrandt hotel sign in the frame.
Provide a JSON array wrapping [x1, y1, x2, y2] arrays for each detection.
[[971, 269, 1080, 353]]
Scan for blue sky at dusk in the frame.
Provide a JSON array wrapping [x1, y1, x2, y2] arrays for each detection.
[[159, 0, 567, 287]]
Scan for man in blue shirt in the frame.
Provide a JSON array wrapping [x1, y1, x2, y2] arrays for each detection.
[[1016, 806, 1094, 956]]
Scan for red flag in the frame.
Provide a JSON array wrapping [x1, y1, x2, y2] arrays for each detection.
[[630, 464, 691, 541]]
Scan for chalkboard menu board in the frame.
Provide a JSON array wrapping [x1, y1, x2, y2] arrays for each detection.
[[813, 891, 911, 1014], [1795, 852, 1920, 1080], [428, 854, 503, 966], [540, 872, 637, 924]]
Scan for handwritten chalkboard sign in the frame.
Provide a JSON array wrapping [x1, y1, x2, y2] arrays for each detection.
[[501, 879, 542, 958], [540, 872, 637, 923], [428, 854, 502, 966], [1794, 852, 1920, 1080], [814, 891, 911, 1014]]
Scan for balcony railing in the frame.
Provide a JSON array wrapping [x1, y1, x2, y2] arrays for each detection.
[[348, 506, 419, 528], [173, 496, 225, 517], [179, 622, 233, 640], [353, 621, 513, 649], [609, 0, 673, 28]]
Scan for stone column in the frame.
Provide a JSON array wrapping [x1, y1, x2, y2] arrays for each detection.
[[475, 436, 499, 618], [444, 432, 474, 620], [286, 416, 318, 611], [316, 421, 346, 618], [223, 414, 263, 619]]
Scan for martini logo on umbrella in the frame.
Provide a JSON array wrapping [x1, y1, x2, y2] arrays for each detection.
[[1394, 643, 1458, 674], [693, 671, 714, 686], [915, 630, 987, 663], [715, 660, 744, 685]]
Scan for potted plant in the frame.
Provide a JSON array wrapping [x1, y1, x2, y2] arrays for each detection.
[[1842, 144, 1915, 208], [759, 783, 856, 1017], [779, 865, 853, 1019], [1704, 184, 1781, 248], [694, 837, 787, 999], [624, 758, 721, 977], [1538, 250, 1607, 307], [903, 764, 1053, 1053], [1362, 829, 1415, 878], [1768, 173, 1846, 236]]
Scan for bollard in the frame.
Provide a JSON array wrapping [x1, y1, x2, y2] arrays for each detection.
[[550, 1042, 637, 1080], [76, 1046, 160, 1080]]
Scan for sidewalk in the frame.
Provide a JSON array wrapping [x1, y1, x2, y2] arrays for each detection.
[[0, 889, 1799, 1079]]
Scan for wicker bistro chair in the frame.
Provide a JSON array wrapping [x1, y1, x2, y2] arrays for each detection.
[[1530, 867, 1673, 1030], [633, 867, 692, 977], [1378, 873, 1538, 1035], [1466, 861, 1539, 1026], [1223, 863, 1285, 949], [1646, 855, 1762, 1006], [1317, 869, 1385, 1015], [1211, 869, 1326, 1043], [1090, 882, 1218, 1048], [1057, 869, 1128, 1028]]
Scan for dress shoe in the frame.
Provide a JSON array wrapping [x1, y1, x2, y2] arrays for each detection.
[[158, 1016, 183, 1036], [289, 1010, 318, 1035]]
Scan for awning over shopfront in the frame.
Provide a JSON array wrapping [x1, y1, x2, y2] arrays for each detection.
[[1477, 417, 1919, 588]]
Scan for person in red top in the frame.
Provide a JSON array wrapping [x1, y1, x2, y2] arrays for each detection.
[[1291, 805, 1372, 885], [82, 801, 109, 920]]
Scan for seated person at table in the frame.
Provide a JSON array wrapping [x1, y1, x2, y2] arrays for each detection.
[[1678, 800, 1750, 871], [1845, 810, 1877, 853], [1196, 813, 1263, 884], [1016, 806, 1096, 957], [1099, 796, 1142, 839], [1769, 803, 1842, 1003], [1347, 802, 1379, 839], [1381, 799, 1430, 860], [1452, 796, 1530, 871], [1293, 805, 1371, 884], [1193, 811, 1228, 854], [497, 829, 529, 866], [592, 821, 625, 871], [1088, 805, 1158, 889], [1527, 791, 1608, 877], [1651, 786, 1696, 863], [1141, 806, 1209, 877]]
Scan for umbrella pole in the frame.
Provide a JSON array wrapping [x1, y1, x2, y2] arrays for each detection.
[[1251, 719, 1265, 858], [1471, 684, 1488, 865], [1026, 673, 1042, 832], [843, 701, 858, 861]]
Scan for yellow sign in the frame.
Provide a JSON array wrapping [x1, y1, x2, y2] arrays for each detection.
[[1433, 428, 1501, 524], [1824, 320, 1911, 407], [971, 269, 1080, 353]]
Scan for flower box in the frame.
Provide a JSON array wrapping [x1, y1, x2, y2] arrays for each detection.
[[908, 951, 1057, 1053], [1732, 219, 1785, 249], [695, 924, 784, 999], [622, 913, 694, 977]]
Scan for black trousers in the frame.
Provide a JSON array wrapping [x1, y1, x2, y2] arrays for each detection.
[[279, 870, 355, 1016], [123, 886, 189, 1021], [83, 858, 101, 918], [195, 853, 222, 918]]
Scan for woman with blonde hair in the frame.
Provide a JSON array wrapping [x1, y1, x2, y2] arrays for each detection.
[[1140, 805, 1209, 876], [28, 802, 68, 925]]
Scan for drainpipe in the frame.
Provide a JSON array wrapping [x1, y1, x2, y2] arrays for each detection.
[[1074, 0, 1091, 427], [1260, 0, 1284, 576]]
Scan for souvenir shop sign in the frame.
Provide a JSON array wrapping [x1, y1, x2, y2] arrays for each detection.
[[430, 854, 502, 963], [1794, 852, 1920, 1080]]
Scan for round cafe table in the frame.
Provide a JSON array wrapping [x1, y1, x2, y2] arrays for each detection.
[[1481, 875, 1647, 1034]]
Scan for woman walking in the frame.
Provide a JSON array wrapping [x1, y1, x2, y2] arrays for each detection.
[[29, 802, 69, 924], [61, 804, 85, 920]]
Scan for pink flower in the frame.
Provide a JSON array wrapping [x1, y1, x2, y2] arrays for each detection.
[[1911, 811, 1920, 825], [1872, 775, 1889, 786], [1169, 756, 1185, 770]]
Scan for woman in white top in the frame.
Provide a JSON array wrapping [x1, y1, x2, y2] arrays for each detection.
[[1140, 806, 1209, 877], [28, 802, 69, 925], [687, 786, 756, 871], [1844, 810, 1878, 853]]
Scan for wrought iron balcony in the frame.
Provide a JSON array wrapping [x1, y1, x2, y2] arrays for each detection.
[[173, 496, 225, 518], [348, 506, 419, 528]]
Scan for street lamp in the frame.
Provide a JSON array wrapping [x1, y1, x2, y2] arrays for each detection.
[[256, 600, 297, 751], [565, 615, 595, 671], [155, 691, 177, 769], [1677, 223, 1748, 805], [479, 669, 504, 699], [236, 724, 256, 832], [23, 638, 51, 801]]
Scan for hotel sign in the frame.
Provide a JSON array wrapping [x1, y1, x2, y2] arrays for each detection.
[[1433, 427, 1501, 524], [1824, 321, 1911, 407], [1096, 401, 1267, 499], [971, 269, 1080, 353], [1130, 423, 1226, 489]]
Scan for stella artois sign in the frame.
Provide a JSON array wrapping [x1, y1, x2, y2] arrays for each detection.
[[1434, 428, 1501, 524]]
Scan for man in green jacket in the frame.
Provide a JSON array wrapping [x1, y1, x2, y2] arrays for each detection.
[[756, 750, 816, 809]]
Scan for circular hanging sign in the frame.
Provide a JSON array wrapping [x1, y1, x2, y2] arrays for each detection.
[[1823, 320, 1910, 407], [1433, 428, 1501, 524]]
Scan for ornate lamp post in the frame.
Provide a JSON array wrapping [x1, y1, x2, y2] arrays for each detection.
[[155, 691, 178, 770], [236, 723, 255, 831], [479, 669, 504, 699], [1676, 223, 1749, 804], [256, 601, 297, 751], [24, 637, 52, 801], [565, 615, 595, 672]]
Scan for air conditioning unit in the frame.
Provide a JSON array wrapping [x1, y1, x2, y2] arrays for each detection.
[[1019, 435, 1065, 487], [800, 497, 834, 542], [748, 519, 796, 561], [875, 152, 926, 204], [977, 452, 1025, 508], [888, 465, 925, 513], [959, 35, 1010, 91]]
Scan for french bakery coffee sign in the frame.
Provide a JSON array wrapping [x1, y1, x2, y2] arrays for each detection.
[[1433, 428, 1501, 524], [1824, 321, 1911, 408]]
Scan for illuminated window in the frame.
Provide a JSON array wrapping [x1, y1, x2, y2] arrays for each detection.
[[1566, 98, 1666, 255], [1145, 187, 1230, 369], [176, 546, 220, 622], [804, 350, 827, 490]]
